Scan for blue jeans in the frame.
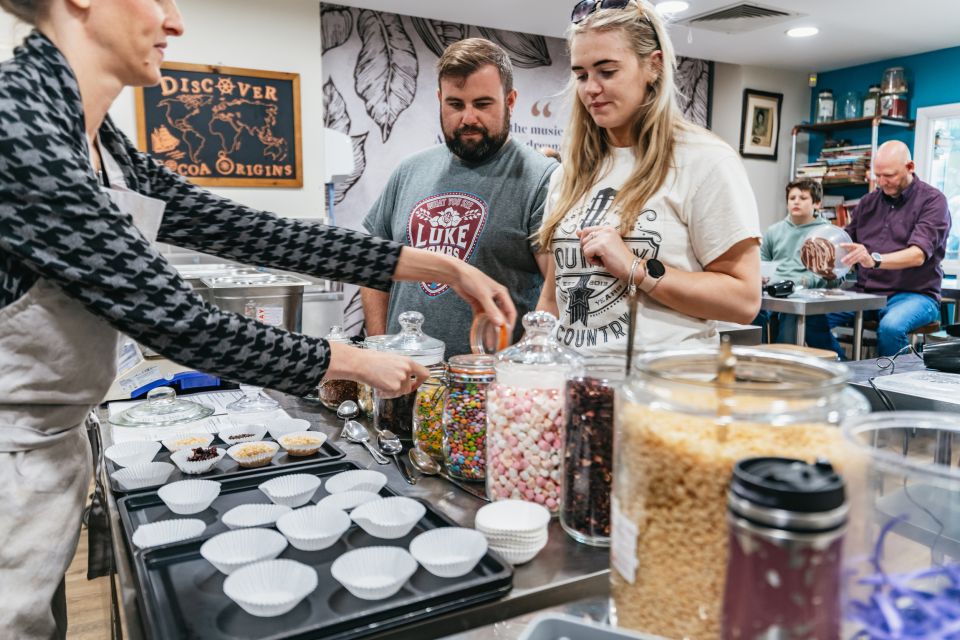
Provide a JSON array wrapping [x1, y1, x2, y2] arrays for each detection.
[[813, 292, 941, 359], [753, 311, 832, 346]]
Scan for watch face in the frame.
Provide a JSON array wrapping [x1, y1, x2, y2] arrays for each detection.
[[647, 258, 666, 278]]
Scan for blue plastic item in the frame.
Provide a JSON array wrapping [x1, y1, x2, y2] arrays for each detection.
[[128, 371, 222, 399]]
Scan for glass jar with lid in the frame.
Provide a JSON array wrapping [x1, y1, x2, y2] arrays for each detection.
[[609, 344, 869, 639], [443, 354, 496, 481], [560, 359, 623, 547], [374, 311, 445, 441], [838, 90, 861, 120], [317, 325, 359, 411], [357, 334, 388, 418], [486, 311, 583, 513], [413, 365, 447, 460], [862, 84, 881, 117], [816, 90, 835, 123], [881, 66, 907, 93]]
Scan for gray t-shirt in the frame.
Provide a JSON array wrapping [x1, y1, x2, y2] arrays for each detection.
[[363, 139, 558, 357]]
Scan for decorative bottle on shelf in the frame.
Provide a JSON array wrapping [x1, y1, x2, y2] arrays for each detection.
[[862, 84, 881, 117], [815, 90, 834, 123]]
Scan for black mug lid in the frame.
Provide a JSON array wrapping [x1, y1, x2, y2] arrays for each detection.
[[731, 457, 846, 514]]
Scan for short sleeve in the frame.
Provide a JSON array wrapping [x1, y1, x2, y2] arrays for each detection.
[[687, 155, 762, 267]]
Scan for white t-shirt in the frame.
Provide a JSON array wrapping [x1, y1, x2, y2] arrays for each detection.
[[544, 128, 760, 361]]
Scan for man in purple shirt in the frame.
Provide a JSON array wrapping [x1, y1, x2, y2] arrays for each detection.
[[807, 141, 951, 358]]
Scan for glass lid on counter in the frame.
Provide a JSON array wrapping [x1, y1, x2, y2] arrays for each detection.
[[109, 386, 214, 427]]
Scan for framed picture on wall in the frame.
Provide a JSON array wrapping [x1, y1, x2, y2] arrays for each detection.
[[135, 62, 303, 187], [739, 89, 783, 160]]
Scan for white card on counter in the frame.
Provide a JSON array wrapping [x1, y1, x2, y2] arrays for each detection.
[[611, 497, 639, 584], [871, 370, 960, 405]]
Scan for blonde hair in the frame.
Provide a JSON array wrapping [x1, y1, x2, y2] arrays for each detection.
[[538, 0, 695, 250]]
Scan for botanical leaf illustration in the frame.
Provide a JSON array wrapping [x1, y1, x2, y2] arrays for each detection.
[[334, 132, 368, 205], [323, 78, 351, 134], [321, 5, 354, 53], [411, 18, 471, 58], [677, 57, 713, 129], [354, 10, 419, 142], [477, 27, 551, 68]]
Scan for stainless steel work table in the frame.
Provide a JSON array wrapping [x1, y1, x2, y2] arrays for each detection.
[[761, 290, 887, 359], [98, 393, 609, 640]]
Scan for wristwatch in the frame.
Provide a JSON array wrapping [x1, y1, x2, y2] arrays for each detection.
[[639, 258, 666, 293], [870, 251, 883, 269]]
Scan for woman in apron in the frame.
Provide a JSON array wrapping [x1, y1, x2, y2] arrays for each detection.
[[0, 1, 515, 637]]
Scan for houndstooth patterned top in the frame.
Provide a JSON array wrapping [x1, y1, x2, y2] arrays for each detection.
[[0, 31, 403, 397]]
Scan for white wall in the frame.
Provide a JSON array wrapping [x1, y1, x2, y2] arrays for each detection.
[[2, 0, 326, 219], [711, 63, 811, 231]]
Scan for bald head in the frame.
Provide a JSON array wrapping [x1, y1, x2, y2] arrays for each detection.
[[873, 140, 914, 197]]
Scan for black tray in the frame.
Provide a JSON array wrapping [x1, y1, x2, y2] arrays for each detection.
[[120, 461, 514, 640], [106, 433, 345, 495]]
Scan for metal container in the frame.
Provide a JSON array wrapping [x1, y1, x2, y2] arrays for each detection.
[[175, 263, 261, 303], [201, 273, 309, 332]]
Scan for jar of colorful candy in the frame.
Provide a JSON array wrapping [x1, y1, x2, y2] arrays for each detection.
[[443, 354, 495, 481], [413, 365, 447, 459], [374, 312, 444, 441], [560, 359, 623, 547], [486, 311, 583, 513]]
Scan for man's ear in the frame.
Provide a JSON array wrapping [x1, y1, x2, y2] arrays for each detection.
[[506, 89, 518, 113]]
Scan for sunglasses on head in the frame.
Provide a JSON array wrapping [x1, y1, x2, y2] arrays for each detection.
[[571, 0, 633, 23]]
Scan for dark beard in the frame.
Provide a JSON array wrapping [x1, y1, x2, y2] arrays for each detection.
[[443, 113, 510, 163]]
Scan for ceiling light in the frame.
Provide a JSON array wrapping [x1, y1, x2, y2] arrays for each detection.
[[786, 26, 819, 38], [655, 1, 690, 15]]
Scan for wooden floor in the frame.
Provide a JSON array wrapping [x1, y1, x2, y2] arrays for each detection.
[[65, 491, 113, 640]]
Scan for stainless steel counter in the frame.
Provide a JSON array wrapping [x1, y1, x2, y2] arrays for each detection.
[[99, 393, 608, 640]]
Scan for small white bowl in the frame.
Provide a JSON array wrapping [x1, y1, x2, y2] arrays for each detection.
[[200, 528, 288, 575], [316, 490, 381, 513], [410, 528, 488, 578], [222, 503, 292, 530], [111, 462, 175, 491], [267, 418, 311, 440], [276, 506, 350, 551], [160, 432, 215, 453], [132, 518, 206, 549], [104, 440, 162, 468], [325, 469, 388, 495], [277, 431, 328, 457], [350, 497, 426, 539], [258, 474, 322, 508], [489, 539, 547, 565], [170, 446, 226, 475], [330, 546, 417, 600], [475, 500, 551, 535], [223, 559, 317, 617], [226, 441, 279, 469], [217, 423, 268, 445], [158, 479, 222, 515]]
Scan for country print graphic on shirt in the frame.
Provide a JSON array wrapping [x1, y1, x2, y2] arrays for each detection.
[[553, 187, 662, 349], [407, 192, 489, 296]]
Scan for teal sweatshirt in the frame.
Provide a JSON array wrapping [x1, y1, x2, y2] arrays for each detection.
[[760, 215, 838, 289]]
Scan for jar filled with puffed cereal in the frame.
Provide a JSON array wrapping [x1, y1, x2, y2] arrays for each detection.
[[610, 342, 869, 640], [412, 365, 447, 459], [374, 312, 445, 442], [486, 311, 582, 512], [443, 354, 495, 481]]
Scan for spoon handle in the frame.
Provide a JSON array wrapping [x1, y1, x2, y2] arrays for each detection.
[[392, 454, 417, 485], [362, 440, 391, 465], [439, 472, 490, 502]]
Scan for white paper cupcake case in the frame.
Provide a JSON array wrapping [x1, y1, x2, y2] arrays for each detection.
[[330, 547, 417, 600], [104, 440, 162, 468], [200, 528, 288, 575], [488, 539, 547, 565], [475, 500, 551, 534], [161, 433, 215, 453], [316, 490, 381, 512], [111, 462, 175, 491], [277, 431, 328, 457], [350, 497, 426, 539], [217, 423, 268, 445], [409, 528, 488, 578], [132, 518, 206, 549], [170, 447, 226, 475], [158, 479, 222, 515], [258, 474, 322, 508], [226, 441, 279, 469], [266, 418, 311, 440], [222, 503, 292, 530], [324, 469, 388, 494], [276, 506, 350, 551], [223, 559, 318, 617]]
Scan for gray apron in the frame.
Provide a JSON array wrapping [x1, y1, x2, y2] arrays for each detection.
[[0, 144, 165, 639]]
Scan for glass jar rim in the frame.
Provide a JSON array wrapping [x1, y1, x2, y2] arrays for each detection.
[[448, 354, 495, 375]]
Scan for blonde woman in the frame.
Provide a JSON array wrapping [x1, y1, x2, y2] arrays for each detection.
[[537, 0, 762, 358]]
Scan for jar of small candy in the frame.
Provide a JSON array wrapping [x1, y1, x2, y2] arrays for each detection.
[[443, 354, 495, 481], [317, 325, 360, 411], [357, 334, 388, 419], [560, 359, 623, 547], [374, 312, 444, 441], [486, 311, 582, 513], [413, 365, 447, 459]]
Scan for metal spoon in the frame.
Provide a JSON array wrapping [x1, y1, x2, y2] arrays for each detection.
[[407, 448, 489, 502], [342, 420, 390, 465], [336, 400, 359, 422], [377, 430, 417, 485]]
